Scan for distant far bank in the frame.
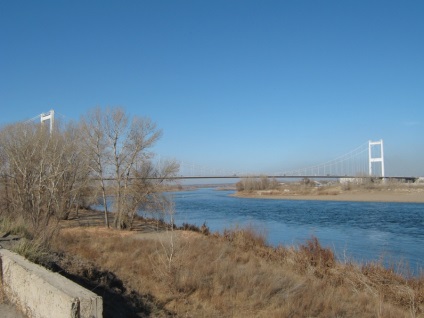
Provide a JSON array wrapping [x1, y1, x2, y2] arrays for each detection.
[[233, 190, 424, 203], [233, 178, 424, 203]]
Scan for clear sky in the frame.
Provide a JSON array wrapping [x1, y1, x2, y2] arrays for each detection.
[[1, 1, 423, 176]]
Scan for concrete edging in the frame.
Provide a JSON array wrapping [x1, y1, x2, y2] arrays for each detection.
[[0, 249, 102, 318]]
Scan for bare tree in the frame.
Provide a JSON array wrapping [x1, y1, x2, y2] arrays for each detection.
[[0, 121, 90, 236], [81, 107, 179, 229], [0, 107, 177, 234], [80, 108, 112, 227], [48, 123, 92, 220], [125, 158, 179, 229]]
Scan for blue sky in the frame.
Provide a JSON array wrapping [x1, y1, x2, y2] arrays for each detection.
[[1, 1, 423, 176]]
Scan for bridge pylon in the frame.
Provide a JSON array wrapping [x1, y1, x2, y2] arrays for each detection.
[[368, 139, 385, 177], [40, 110, 54, 134]]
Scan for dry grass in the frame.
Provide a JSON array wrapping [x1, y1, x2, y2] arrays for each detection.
[[52, 225, 424, 318], [0, 215, 33, 239], [237, 179, 424, 199]]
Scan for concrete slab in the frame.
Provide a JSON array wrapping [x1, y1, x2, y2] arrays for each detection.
[[0, 249, 102, 318], [0, 303, 26, 318]]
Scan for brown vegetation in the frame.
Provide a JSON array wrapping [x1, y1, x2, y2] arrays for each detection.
[[0, 107, 178, 245], [50, 218, 423, 318], [236, 176, 280, 192], [80, 107, 179, 229], [0, 121, 90, 239], [236, 177, 424, 203]]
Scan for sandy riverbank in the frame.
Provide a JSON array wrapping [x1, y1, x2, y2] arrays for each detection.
[[233, 189, 424, 203]]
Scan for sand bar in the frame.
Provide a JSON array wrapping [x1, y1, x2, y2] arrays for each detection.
[[234, 190, 424, 203]]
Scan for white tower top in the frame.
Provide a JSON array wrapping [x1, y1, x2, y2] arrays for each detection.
[[40, 109, 54, 134], [368, 139, 385, 177]]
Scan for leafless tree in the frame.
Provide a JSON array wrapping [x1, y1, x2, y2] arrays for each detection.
[[81, 107, 179, 229], [0, 121, 90, 236], [49, 123, 92, 220], [80, 108, 112, 227]]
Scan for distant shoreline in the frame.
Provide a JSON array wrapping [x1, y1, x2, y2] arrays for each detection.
[[233, 190, 424, 203]]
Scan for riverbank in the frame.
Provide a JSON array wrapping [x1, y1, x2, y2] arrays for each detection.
[[233, 184, 424, 203], [234, 189, 424, 203], [2, 207, 423, 317], [50, 214, 424, 318]]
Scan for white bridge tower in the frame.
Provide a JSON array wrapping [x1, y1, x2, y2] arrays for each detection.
[[368, 139, 385, 177], [40, 110, 54, 134]]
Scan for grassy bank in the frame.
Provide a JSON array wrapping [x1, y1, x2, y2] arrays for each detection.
[[1, 209, 423, 317], [49, 220, 423, 317]]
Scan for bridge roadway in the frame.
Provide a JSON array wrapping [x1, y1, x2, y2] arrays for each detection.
[[101, 175, 419, 181], [165, 175, 418, 181]]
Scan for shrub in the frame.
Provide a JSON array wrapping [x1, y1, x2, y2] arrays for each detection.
[[299, 236, 335, 270], [179, 222, 210, 235], [236, 176, 280, 192], [223, 226, 267, 249], [12, 238, 49, 264]]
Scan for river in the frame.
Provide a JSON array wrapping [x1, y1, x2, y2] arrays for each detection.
[[167, 188, 424, 275]]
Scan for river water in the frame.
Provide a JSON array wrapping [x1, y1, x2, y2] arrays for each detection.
[[168, 188, 424, 274]]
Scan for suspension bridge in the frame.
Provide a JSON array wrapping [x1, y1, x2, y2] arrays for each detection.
[[22, 110, 416, 181], [173, 139, 386, 179]]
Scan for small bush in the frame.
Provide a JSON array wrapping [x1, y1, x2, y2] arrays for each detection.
[[0, 216, 33, 239], [179, 222, 210, 235], [223, 226, 267, 249], [179, 222, 201, 232], [299, 236, 335, 269], [236, 176, 280, 192], [12, 238, 49, 264]]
